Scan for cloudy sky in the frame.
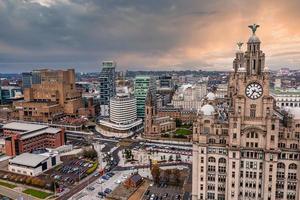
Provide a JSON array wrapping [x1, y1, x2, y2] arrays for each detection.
[[0, 0, 300, 73]]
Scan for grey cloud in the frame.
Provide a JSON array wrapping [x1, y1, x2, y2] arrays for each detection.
[[0, 0, 300, 72]]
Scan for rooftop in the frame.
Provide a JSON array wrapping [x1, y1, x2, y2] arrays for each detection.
[[3, 122, 47, 132], [9, 153, 48, 168]]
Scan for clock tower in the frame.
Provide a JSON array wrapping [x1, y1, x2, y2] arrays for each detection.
[[227, 24, 280, 200], [228, 24, 273, 119], [192, 24, 300, 200]]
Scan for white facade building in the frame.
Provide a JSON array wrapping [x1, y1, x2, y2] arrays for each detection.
[[171, 83, 207, 110], [271, 89, 300, 108], [110, 94, 137, 125], [8, 152, 61, 176], [99, 94, 143, 138]]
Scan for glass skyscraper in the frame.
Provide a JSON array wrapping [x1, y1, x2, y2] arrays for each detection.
[[134, 76, 156, 119], [99, 61, 116, 116]]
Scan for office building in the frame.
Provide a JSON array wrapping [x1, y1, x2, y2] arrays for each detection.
[[99, 61, 116, 116], [22, 72, 32, 89], [98, 94, 142, 138], [2, 122, 65, 156], [0, 86, 23, 104], [171, 83, 207, 110], [192, 25, 300, 200], [14, 69, 83, 123], [21, 70, 42, 89], [134, 76, 156, 119], [271, 89, 300, 108]]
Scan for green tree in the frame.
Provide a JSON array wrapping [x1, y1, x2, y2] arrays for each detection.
[[175, 118, 182, 127]]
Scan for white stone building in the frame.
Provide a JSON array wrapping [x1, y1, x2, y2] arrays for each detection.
[[8, 152, 61, 176], [171, 82, 207, 110], [271, 89, 300, 108]]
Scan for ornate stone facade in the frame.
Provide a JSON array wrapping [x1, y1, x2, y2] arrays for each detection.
[[192, 25, 300, 200]]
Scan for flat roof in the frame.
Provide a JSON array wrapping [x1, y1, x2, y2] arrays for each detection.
[[3, 122, 47, 132], [10, 153, 48, 168], [3, 122, 61, 139]]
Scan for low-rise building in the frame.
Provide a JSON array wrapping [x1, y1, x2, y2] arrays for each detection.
[[271, 89, 300, 108], [2, 122, 65, 156], [8, 152, 61, 176]]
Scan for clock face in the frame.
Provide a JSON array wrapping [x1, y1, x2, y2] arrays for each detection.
[[245, 82, 263, 100]]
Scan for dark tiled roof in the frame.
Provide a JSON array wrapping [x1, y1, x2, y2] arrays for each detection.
[[130, 174, 142, 184]]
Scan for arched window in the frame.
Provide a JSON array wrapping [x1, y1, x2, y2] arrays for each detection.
[[289, 163, 297, 170], [277, 163, 285, 169], [219, 158, 226, 164], [208, 157, 216, 163]]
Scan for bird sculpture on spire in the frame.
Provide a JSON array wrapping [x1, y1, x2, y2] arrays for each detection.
[[248, 24, 260, 34], [237, 42, 243, 50]]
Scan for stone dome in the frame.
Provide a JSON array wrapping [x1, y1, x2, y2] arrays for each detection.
[[284, 107, 300, 119], [200, 104, 215, 116], [206, 92, 216, 100], [248, 35, 261, 43]]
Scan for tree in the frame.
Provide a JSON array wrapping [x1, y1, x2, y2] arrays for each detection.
[[124, 149, 133, 160], [25, 177, 32, 185], [175, 118, 182, 127], [83, 148, 98, 160], [151, 164, 160, 184]]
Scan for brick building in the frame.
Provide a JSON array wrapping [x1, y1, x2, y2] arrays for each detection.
[[14, 69, 83, 123], [2, 122, 65, 156]]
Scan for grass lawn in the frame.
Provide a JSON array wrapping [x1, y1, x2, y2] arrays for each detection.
[[0, 181, 17, 189], [175, 128, 192, 135], [23, 188, 52, 199]]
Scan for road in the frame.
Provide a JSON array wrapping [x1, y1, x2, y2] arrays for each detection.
[[62, 127, 193, 200]]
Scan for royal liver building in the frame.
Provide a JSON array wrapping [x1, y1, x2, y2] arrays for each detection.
[[192, 25, 300, 200]]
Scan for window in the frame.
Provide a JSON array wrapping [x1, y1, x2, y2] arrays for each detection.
[[271, 124, 275, 130], [289, 163, 297, 170], [208, 157, 216, 163], [233, 133, 237, 139], [271, 135, 275, 141]]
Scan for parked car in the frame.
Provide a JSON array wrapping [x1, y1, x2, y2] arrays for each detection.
[[104, 188, 112, 194], [98, 192, 106, 197], [87, 186, 95, 191]]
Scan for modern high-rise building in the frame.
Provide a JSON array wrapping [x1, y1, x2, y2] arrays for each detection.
[[98, 94, 143, 138], [14, 69, 83, 122], [134, 75, 156, 118], [21, 70, 42, 89], [21, 72, 33, 89], [99, 61, 116, 116], [192, 25, 300, 200]]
